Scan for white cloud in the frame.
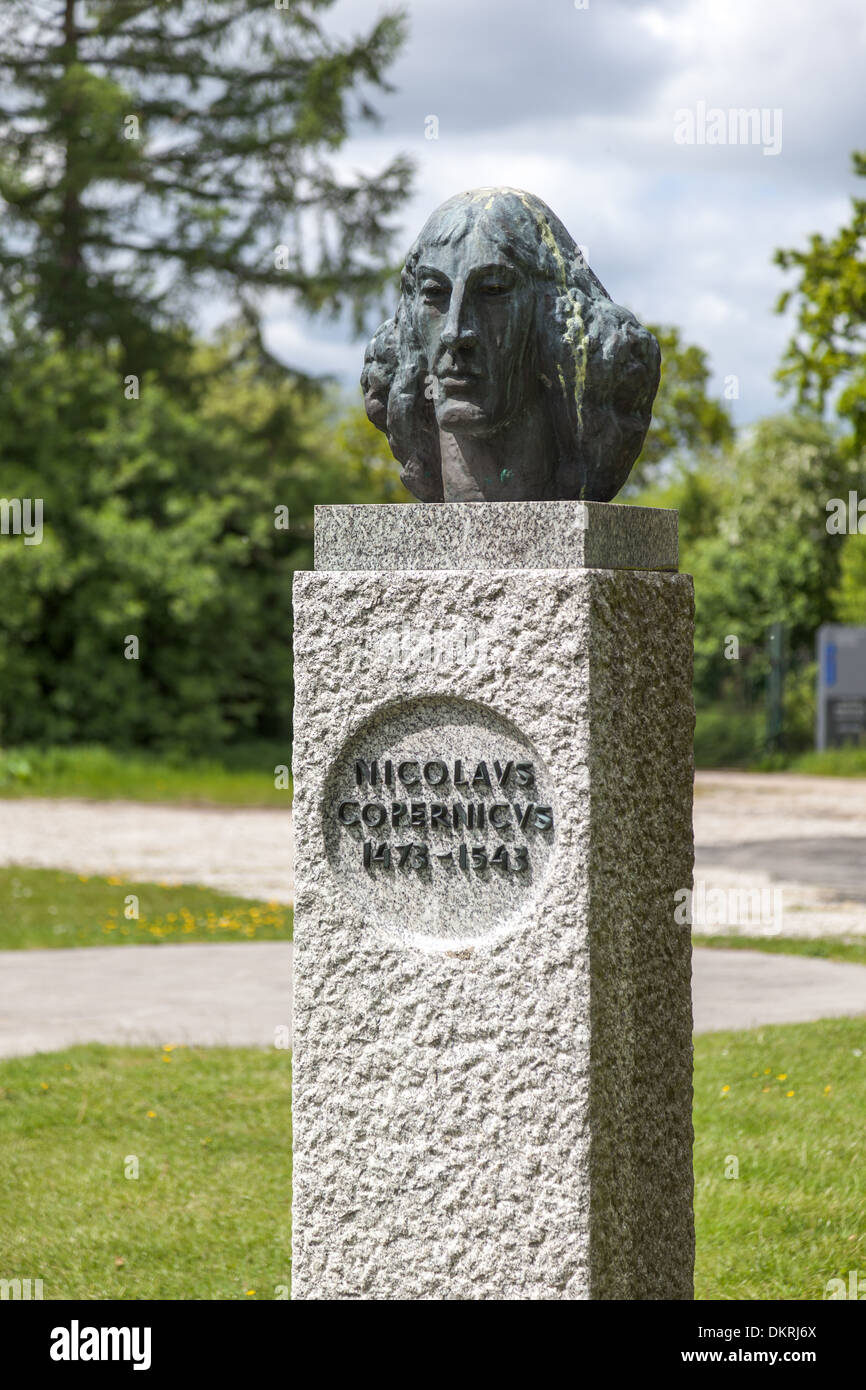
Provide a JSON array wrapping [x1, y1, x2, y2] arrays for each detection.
[[257, 0, 866, 426]]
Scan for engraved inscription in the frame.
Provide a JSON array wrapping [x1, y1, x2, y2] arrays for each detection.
[[322, 699, 557, 945], [335, 756, 554, 876]]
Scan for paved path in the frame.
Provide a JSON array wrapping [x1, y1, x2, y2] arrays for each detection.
[[691, 949, 866, 1033], [1, 944, 864, 1058], [0, 943, 292, 1058]]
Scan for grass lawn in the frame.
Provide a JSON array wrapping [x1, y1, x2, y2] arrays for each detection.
[[695, 934, 866, 968], [0, 1045, 291, 1300], [694, 1016, 866, 1299], [3, 741, 865, 803], [1, 1018, 864, 1299], [0, 867, 292, 948], [767, 746, 866, 778], [0, 743, 291, 807]]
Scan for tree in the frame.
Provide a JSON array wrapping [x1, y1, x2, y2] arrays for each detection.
[[833, 531, 866, 624], [0, 327, 401, 750], [329, 401, 413, 506], [775, 150, 866, 452], [627, 323, 734, 491], [0, 0, 412, 371], [629, 459, 726, 550], [687, 415, 854, 702]]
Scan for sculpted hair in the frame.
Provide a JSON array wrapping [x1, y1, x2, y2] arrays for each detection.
[[362, 189, 660, 502]]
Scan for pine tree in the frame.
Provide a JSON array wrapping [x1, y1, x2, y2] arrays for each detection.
[[0, 0, 412, 370]]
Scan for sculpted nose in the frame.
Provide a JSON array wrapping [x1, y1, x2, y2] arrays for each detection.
[[440, 282, 478, 349]]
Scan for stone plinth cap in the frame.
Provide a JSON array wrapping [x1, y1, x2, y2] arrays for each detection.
[[313, 501, 678, 573]]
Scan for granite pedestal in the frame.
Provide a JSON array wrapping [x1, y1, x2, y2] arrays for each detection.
[[291, 501, 695, 1300]]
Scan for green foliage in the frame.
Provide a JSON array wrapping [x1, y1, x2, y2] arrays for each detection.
[[0, 0, 412, 370], [684, 416, 854, 701], [631, 459, 726, 550], [833, 529, 866, 623], [0, 0, 413, 751], [628, 322, 734, 490], [0, 330, 399, 750], [694, 704, 764, 768], [330, 401, 413, 504], [775, 151, 866, 452], [781, 660, 817, 750], [635, 414, 860, 760]]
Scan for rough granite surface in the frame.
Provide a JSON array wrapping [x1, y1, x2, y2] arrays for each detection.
[[292, 554, 695, 1300], [314, 501, 678, 573]]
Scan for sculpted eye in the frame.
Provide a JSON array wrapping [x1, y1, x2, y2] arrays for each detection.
[[420, 281, 448, 299], [481, 282, 511, 297]]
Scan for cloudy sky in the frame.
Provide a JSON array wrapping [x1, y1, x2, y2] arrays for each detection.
[[262, 0, 865, 426]]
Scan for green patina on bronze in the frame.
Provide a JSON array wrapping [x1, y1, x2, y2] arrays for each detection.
[[361, 187, 660, 503]]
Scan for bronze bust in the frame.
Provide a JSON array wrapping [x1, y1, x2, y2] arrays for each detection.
[[361, 187, 660, 504]]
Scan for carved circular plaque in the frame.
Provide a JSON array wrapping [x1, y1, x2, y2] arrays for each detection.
[[323, 697, 556, 948]]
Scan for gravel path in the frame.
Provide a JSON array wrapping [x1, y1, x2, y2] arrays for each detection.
[[0, 797, 294, 903], [694, 772, 866, 938], [0, 770, 864, 936], [0, 944, 863, 1058]]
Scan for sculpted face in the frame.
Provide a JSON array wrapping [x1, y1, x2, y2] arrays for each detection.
[[361, 187, 661, 503], [410, 221, 536, 436], [361, 348, 390, 433]]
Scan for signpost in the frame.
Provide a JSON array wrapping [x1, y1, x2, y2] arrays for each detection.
[[816, 624, 866, 750]]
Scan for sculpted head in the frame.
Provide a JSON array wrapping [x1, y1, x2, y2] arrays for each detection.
[[361, 187, 660, 502]]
